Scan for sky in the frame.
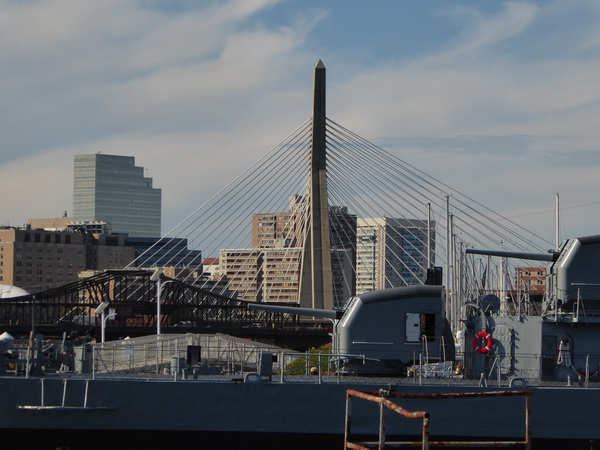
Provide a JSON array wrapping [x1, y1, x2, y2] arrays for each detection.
[[2, 0, 600, 246]]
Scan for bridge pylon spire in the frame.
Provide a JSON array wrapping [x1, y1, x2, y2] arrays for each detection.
[[299, 60, 334, 310]]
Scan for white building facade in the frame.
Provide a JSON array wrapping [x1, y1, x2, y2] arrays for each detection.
[[356, 217, 433, 295]]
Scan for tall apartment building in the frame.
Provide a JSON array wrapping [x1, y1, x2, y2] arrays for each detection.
[[0, 227, 135, 293], [356, 218, 433, 295], [218, 248, 302, 303], [252, 195, 304, 248], [222, 197, 356, 305], [252, 212, 298, 248], [73, 154, 162, 238]]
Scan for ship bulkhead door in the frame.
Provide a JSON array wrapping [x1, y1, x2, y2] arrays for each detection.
[[406, 313, 421, 343], [541, 335, 557, 380]]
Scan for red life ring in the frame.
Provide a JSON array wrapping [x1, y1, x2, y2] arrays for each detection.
[[472, 331, 493, 354]]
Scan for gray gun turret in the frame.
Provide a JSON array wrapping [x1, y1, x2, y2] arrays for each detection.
[[250, 285, 453, 376]]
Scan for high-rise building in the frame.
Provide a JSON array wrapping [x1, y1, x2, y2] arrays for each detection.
[[221, 197, 356, 305], [356, 218, 433, 295], [252, 212, 298, 248], [251, 195, 304, 248], [73, 154, 161, 238], [218, 248, 302, 303]]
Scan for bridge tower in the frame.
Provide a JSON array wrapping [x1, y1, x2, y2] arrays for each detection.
[[299, 60, 334, 310]]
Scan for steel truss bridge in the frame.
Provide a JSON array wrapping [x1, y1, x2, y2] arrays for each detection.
[[0, 270, 328, 348]]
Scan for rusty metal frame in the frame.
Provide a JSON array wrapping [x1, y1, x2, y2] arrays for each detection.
[[345, 389, 430, 450], [344, 389, 532, 450]]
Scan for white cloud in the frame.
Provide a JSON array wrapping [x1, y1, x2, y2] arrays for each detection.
[[0, 0, 324, 229], [435, 1, 540, 61], [2, 0, 600, 246], [325, 1, 600, 243]]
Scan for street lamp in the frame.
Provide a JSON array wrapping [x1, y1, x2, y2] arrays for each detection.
[[150, 268, 172, 336], [97, 301, 117, 343]]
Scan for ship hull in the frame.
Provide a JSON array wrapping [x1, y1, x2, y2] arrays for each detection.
[[1, 376, 599, 448]]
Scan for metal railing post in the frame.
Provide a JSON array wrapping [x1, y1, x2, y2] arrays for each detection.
[[378, 400, 386, 450], [318, 354, 322, 384], [62, 379, 67, 407], [344, 391, 352, 448], [422, 414, 430, 450], [525, 393, 532, 450]]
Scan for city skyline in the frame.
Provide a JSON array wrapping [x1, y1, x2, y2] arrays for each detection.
[[1, 1, 600, 244]]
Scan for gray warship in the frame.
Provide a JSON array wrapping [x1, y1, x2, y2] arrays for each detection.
[[2, 234, 600, 449]]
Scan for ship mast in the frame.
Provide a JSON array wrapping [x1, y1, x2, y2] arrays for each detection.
[[555, 193, 560, 249]]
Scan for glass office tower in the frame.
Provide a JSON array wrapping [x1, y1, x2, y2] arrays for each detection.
[[73, 154, 162, 238]]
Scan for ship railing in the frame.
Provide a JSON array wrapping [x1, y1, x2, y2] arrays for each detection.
[[197, 333, 295, 375], [452, 345, 600, 388], [411, 360, 453, 381], [9, 334, 600, 389], [88, 334, 202, 376], [543, 285, 600, 322], [87, 333, 368, 383], [276, 351, 367, 384], [83, 333, 295, 378]]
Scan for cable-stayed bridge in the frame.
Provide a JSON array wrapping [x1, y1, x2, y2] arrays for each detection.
[[0, 61, 552, 341]]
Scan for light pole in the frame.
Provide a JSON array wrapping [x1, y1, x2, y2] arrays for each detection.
[[150, 268, 172, 336], [97, 301, 117, 343], [150, 268, 164, 335]]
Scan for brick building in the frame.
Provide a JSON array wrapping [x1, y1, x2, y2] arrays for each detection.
[[0, 227, 135, 293]]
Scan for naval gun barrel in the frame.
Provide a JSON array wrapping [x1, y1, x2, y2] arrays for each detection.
[[465, 248, 558, 262], [248, 303, 340, 320]]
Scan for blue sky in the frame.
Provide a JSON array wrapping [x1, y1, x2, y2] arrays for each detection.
[[1, 0, 600, 243]]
